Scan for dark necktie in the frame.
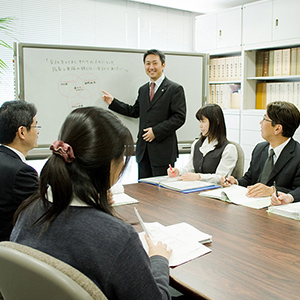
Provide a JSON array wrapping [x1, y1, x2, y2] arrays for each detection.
[[150, 82, 155, 101], [260, 148, 274, 184]]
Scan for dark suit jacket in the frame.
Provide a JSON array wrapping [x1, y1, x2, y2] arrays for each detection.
[[0, 146, 39, 241], [238, 139, 300, 201], [109, 77, 186, 166]]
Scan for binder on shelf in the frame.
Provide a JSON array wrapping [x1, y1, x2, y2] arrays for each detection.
[[268, 50, 274, 77], [263, 50, 269, 76], [291, 48, 297, 76], [256, 82, 267, 109], [297, 47, 300, 76], [294, 82, 300, 107], [225, 57, 231, 80], [211, 58, 218, 81], [256, 51, 264, 77], [282, 48, 291, 76], [273, 49, 283, 76]]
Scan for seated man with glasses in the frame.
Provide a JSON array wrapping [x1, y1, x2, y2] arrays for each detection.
[[221, 101, 300, 202], [0, 100, 39, 241]]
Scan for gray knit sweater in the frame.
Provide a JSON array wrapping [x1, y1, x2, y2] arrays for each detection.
[[10, 201, 170, 300]]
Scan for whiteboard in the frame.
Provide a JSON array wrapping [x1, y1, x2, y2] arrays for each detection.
[[18, 43, 207, 148]]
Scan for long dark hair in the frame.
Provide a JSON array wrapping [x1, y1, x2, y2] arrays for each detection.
[[195, 104, 227, 148], [15, 107, 134, 225]]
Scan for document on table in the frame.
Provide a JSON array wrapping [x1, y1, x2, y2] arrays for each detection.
[[200, 185, 271, 209], [267, 202, 300, 220], [110, 184, 139, 206], [138, 222, 211, 267], [139, 175, 220, 193]]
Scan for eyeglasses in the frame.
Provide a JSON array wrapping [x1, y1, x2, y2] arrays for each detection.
[[31, 125, 42, 129], [262, 115, 272, 122]]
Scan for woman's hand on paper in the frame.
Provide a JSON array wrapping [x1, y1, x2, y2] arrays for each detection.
[[145, 234, 172, 261], [271, 192, 294, 206], [246, 183, 273, 197], [178, 172, 200, 181]]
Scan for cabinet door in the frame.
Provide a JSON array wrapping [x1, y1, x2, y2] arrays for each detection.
[[243, 0, 272, 46], [273, 0, 300, 41], [195, 14, 217, 52], [217, 7, 242, 49]]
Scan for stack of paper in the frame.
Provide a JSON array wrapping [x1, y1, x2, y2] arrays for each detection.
[[111, 184, 139, 206], [139, 175, 220, 193], [138, 222, 212, 267], [267, 202, 300, 220], [200, 185, 271, 209]]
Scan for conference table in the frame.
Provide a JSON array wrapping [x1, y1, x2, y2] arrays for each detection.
[[115, 182, 300, 300]]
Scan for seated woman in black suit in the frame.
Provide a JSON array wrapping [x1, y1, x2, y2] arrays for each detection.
[[167, 104, 237, 185]]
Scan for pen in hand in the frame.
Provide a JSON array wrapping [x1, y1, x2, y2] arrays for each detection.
[[273, 181, 279, 197], [169, 164, 176, 177], [224, 172, 229, 184]]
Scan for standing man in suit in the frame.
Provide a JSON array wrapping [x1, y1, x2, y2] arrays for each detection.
[[102, 49, 186, 179], [0, 100, 39, 241], [221, 101, 300, 200]]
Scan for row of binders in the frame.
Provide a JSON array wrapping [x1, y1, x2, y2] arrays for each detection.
[[209, 84, 241, 109], [209, 56, 242, 82], [256, 82, 300, 109], [256, 47, 300, 77]]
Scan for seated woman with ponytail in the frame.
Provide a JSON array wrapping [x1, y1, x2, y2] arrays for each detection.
[[10, 107, 172, 300]]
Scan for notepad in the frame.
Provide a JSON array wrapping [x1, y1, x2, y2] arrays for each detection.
[[139, 175, 220, 193], [200, 185, 271, 209], [138, 222, 211, 267], [267, 202, 300, 220], [110, 184, 139, 206]]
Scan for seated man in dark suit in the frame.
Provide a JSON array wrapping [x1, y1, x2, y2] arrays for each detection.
[[0, 100, 39, 241], [221, 101, 300, 201]]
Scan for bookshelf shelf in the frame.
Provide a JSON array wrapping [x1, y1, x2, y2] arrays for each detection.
[[247, 76, 300, 81], [209, 80, 241, 84]]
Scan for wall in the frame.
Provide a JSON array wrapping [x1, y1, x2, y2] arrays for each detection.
[[0, 0, 196, 104]]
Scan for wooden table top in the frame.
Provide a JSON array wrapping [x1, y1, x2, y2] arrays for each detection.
[[115, 183, 300, 300]]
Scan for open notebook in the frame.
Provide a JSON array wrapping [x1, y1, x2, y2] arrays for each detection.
[[139, 175, 220, 193], [200, 185, 271, 209], [110, 184, 139, 206], [267, 202, 300, 220], [138, 222, 212, 267]]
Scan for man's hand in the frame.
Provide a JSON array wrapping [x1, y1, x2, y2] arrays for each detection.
[[271, 192, 294, 206], [246, 183, 273, 198], [142, 127, 155, 142], [102, 90, 114, 105]]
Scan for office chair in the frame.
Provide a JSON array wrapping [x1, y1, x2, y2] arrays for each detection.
[[230, 141, 245, 179], [0, 241, 107, 300]]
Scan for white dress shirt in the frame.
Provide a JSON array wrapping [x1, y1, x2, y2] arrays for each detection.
[[179, 138, 238, 185]]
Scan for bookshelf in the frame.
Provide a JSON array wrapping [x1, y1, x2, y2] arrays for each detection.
[[194, 0, 300, 170], [243, 47, 300, 110], [208, 54, 242, 109]]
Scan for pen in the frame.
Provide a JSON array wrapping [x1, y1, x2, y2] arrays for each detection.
[[134, 207, 152, 239], [225, 172, 229, 183], [169, 164, 176, 177], [273, 181, 279, 197]]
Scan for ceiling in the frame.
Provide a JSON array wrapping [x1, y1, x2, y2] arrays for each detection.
[[128, 0, 262, 14]]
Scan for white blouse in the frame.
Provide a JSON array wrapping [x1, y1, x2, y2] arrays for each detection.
[[179, 138, 238, 185]]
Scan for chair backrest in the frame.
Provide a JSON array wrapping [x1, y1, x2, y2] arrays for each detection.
[[0, 242, 107, 300], [230, 141, 245, 179]]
